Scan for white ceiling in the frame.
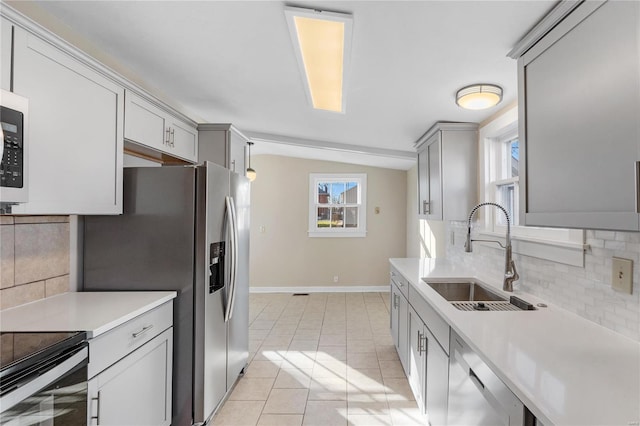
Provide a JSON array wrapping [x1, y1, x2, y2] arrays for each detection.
[[19, 1, 554, 169]]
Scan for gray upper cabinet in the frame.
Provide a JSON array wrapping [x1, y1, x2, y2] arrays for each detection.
[[11, 27, 124, 215], [198, 124, 247, 175], [518, 0, 640, 231], [1, 18, 11, 91], [415, 122, 478, 221], [124, 91, 198, 164]]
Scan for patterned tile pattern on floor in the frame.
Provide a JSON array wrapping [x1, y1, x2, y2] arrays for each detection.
[[212, 292, 424, 426]]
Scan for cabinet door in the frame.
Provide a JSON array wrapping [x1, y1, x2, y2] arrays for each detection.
[[425, 326, 448, 426], [229, 129, 246, 175], [88, 328, 173, 426], [397, 292, 409, 375], [12, 28, 123, 214], [390, 284, 400, 348], [408, 306, 425, 412], [1, 18, 11, 91], [426, 135, 443, 220], [417, 148, 428, 215], [169, 118, 198, 162], [521, 0, 640, 230], [124, 91, 167, 152]]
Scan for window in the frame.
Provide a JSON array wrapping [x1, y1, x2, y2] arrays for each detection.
[[491, 129, 519, 227], [309, 173, 366, 237], [480, 107, 585, 266]]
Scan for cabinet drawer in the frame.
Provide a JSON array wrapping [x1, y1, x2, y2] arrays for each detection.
[[390, 266, 409, 299], [409, 289, 449, 355], [88, 301, 172, 378]]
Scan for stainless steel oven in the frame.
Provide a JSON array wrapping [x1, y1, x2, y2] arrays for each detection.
[[0, 332, 88, 425]]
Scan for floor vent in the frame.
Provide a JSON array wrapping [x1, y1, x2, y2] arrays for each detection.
[[293, 293, 309, 296]]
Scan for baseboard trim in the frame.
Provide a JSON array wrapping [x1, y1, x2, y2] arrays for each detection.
[[249, 286, 389, 294]]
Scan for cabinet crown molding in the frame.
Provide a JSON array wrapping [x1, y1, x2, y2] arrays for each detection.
[[414, 122, 478, 150]]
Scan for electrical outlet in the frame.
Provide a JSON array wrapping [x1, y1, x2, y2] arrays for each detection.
[[333, 276, 339, 283], [259, 225, 266, 234], [612, 257, 633, 294]]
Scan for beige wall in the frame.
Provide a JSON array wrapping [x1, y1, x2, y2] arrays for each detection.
[[405, 165, 446, 258], [0, 216, 70, 309], [250, 155, 407, 287]]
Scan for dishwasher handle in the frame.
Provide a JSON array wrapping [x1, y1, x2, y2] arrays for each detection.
[[469, 367, 485, 390]]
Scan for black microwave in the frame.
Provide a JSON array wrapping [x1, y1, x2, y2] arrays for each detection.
[[0, 89, 28, 211]]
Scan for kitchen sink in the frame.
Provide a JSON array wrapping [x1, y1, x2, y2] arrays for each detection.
[[424, 280, 536, 311], [426, 281, 507, 302]]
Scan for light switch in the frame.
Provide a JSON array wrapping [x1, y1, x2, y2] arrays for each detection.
[[612, 257, 633, 294], [259, 225, 266, 234]]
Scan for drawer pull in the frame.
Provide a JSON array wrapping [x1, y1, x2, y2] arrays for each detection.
[[132, 325, 154, 338], [90, 392, 101, 425]]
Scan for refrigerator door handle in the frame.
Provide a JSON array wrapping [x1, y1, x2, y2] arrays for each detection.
[[224, 196, 237, 323], [228, 198, 239, 319]]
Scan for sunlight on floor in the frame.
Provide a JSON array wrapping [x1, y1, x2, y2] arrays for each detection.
[[212, 292, 425, 426]]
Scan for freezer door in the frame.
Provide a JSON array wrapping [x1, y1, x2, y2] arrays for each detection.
[[193, 162, 230, 424], [227, 172, 250, 388]]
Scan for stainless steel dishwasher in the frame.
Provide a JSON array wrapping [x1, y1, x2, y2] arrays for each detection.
[[447, 331, 534, 425]]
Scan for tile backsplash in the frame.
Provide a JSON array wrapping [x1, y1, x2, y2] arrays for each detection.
[[446, 221, 640, 341], [0, 216, 70, 310]]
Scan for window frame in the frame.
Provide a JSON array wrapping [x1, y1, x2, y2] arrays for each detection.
[[308, 173, 367, 238], [479, 106, 586, 266]]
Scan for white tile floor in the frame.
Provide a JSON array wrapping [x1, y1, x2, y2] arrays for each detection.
[[212, 292, 424, 426]]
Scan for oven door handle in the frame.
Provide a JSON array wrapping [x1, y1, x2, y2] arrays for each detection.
[[0, 345, 88, 414]]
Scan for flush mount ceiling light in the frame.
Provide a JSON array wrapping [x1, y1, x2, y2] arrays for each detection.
[[284, 6, 353, 113], [456, 84, 503, 110]]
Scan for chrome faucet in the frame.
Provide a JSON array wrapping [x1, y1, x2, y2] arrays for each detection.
[[464, 202, 519, 292]]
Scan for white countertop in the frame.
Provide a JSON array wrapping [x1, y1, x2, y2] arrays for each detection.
[[0, 291, 177, 338], [390, 258, 640, 426]]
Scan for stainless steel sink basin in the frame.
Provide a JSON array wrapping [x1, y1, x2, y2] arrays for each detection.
[[426, 281, 507, 302]]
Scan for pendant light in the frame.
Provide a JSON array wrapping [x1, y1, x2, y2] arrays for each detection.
[[456, 84, 503, 110], [246, 141, 257, 182]]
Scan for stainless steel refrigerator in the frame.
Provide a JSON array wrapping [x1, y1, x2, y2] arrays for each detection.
[[82, 162, 249, 426]]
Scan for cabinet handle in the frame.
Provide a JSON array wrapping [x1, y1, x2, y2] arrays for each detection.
[[393, 294, 398, 309], [91, 391, 101, 425], [132, 324, 154, 338], [170, 128, 175, 147], [423, 200, 430, 215], [165, 128, 170, 146], [418, 332, 428, 355], [231, 159, 236, 172], [636, 162, 639, 213]]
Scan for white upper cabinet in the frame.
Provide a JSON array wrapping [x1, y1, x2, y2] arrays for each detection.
[[1, 18, 11, 91], [124, 91, 197, 163], [518, 0, 640, 231], [11, 27, 123, 215], [198, 124, 247, 175], [415, 122, 478, 221]]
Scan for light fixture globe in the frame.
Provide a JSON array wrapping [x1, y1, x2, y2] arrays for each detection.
[[456, 84, 503, 110], [246, 167, 257, 182]]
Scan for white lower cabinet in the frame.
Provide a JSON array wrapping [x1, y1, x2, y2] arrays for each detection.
[[390, 281, 409, 374], [390, 264, 449, 426], [408, 305, 449, 426], [87, 302, 173, 426]]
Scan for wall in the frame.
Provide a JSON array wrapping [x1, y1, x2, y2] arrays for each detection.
[[250, 155, 406, 288], [0, 216, 70, 309]]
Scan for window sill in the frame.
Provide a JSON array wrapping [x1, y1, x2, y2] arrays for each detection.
[[476, 231, 588, 267], [308, 230, 367, 238]]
